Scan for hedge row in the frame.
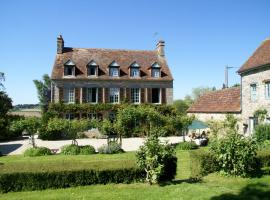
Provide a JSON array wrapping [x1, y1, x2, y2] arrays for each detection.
[[190, 148, 270, 178], [0, 168, 145, 193], [189, 149, 219, 178]]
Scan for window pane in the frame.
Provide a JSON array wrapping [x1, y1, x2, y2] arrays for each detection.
[[110, 68, 119, 77], [266, 83, 270, 99], [152, 69, 160, 78], [131, 88, 140, 103], [109, 88, 119, 103], [250, 84, 257, 101], [87, 88, 97, 103], [152, 88, 160, 103], [131, 68, 139, 77]]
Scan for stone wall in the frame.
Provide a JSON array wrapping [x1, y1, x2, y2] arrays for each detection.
[[241, 66, 270, 134]]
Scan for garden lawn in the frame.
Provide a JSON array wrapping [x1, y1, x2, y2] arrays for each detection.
[[0, 150, 270, 200]]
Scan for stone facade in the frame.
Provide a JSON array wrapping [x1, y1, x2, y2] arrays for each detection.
[[240, 65, 270, 134]]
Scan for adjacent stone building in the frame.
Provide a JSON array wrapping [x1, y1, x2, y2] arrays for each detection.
[[188, 38, 270, 135], [51, 35, 173, 107]]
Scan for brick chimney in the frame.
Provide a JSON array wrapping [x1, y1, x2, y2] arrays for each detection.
[[156, 40, 165, 57], [57, 35, 64, 54]]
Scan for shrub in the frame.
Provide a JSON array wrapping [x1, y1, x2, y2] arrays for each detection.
[[24, 147, 52, 157], [61, 144, 80, 155], [39, 118, 69, 140], [210, 131, 259, 177], [98, 142, 123, 154], [176, 142, 198, 150], [136, 135, 177, 184], [257, 149, 270, 167], [80, 145, 96, 155], [254, 124, 270, 143], [0, 168, 145, 193], [190, 149, 219, 178]]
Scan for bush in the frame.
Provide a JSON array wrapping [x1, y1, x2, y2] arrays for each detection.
[[61, 144, 96, 155], [190, 149, 219, 178], [136, 135, 177, 184], [0, 168, 145, 193], [210, 132, 259, 177], [39, 118, 69, 140], [176, 142, 198, 150], [80, 145, 96, 155], [257, 149, 270, 167], [98, 142, 123, 154], [61, 144, 80, 155], [24, 147, 52, 157], [255, 124, 270, 143]]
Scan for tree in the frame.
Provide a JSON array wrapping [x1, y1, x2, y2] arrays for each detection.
[[33, 74, 51, 113], [191, 86, 214, 101], [0, 72, 5, 90], [173, 99, 191, 114], [0, 91, 12, 117]]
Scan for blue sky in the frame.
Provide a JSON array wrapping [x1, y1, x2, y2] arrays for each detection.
[[1, 0, 270, 105]]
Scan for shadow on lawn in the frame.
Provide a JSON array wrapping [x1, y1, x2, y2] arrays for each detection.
[[159, 177, 202, 186], [211, 183, 270, 200], [0, 143, 22, 155]]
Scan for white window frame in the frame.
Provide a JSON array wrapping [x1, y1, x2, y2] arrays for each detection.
[[265, 82, 270, 100], [130, 68, 140, 77], [109, 88, 120, 103], [64, 66, 75, 76], [86, 88, 98, 103], [109, 67, 119, 77], [151, 68, 160, 78], [131, 88, 140, 104], [88, 66, 97, 76], [250, 84, 257, 102], [64, 88, 75, 103], [87, 113, 97, 119]]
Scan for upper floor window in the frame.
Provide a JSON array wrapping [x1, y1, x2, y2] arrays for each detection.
[[86, 88, 98, 103], [109, 61, 120, 77], [64, 60, 75, 76], [64, 88, 75, 103], [265, 82, 270, 99], [131, 88, 140, 103], [87, 60, 98, 76], [130, 62, 140, 77], [109, 88, 120, 103], [250, 84, 257, 102], [151, 62, 160, 78]]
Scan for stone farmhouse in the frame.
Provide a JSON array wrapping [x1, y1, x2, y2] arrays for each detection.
[[50, 35, 173, 118], [188, 38, 270, 135]]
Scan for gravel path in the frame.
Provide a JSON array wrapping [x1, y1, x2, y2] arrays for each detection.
[[0, 136, 190, 155]]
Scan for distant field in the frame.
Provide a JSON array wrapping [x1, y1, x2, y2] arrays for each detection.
[[9, 109, 41, 117]]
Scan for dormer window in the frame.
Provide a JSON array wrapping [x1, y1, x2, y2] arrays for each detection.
[[130, 62, 140, 77], [64, 60, 75, 76], [109, 61, 120, 77], [151, 62, 160, 78], [87, 60, 98, 76]]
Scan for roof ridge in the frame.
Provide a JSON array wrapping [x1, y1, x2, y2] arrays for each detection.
[[65, 47, 156, 53]]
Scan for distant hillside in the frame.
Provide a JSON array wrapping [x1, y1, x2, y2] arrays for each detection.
[[11, 104, 40, 111]]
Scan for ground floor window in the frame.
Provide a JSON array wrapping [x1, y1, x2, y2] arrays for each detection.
[[249, 117, 258, 135], [152, 88, 160, 103], [64, 88, 75, 103], [88, 113, 97, 119], [86, 88, 98, 103], [109, 88, 119, 103], [65, 113, 74, 120], [131, 88, 140, 103]]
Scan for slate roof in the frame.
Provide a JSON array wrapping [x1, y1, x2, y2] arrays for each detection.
[[51, 47, 173, 81], [238, 38, 270, 74], [187, 87, 241, 113]]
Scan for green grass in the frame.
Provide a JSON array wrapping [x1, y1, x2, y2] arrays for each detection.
[[1, 150, 270, 200]]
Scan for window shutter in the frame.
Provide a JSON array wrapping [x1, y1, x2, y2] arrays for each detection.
[[82, 88, 87, 103], [75, 88, 80, 103], [126, 88, 131, 103], [105, 88, 109, 103], [147, 88, 152, 103], [59, 87, 64, 102], [120, 88, 124, 102], [141, 88, 145, 103], [98, 88, 102, 103], [162, 88, 166, 104]]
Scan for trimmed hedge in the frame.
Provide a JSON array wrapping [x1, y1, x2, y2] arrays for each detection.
[[0, 168, 145, 193], [257, 149, 270, 167], [24, 147, 52, 157], [190, 149, 219, 178], [176, 142, 198, 150], [61, 144, 96, 155]]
